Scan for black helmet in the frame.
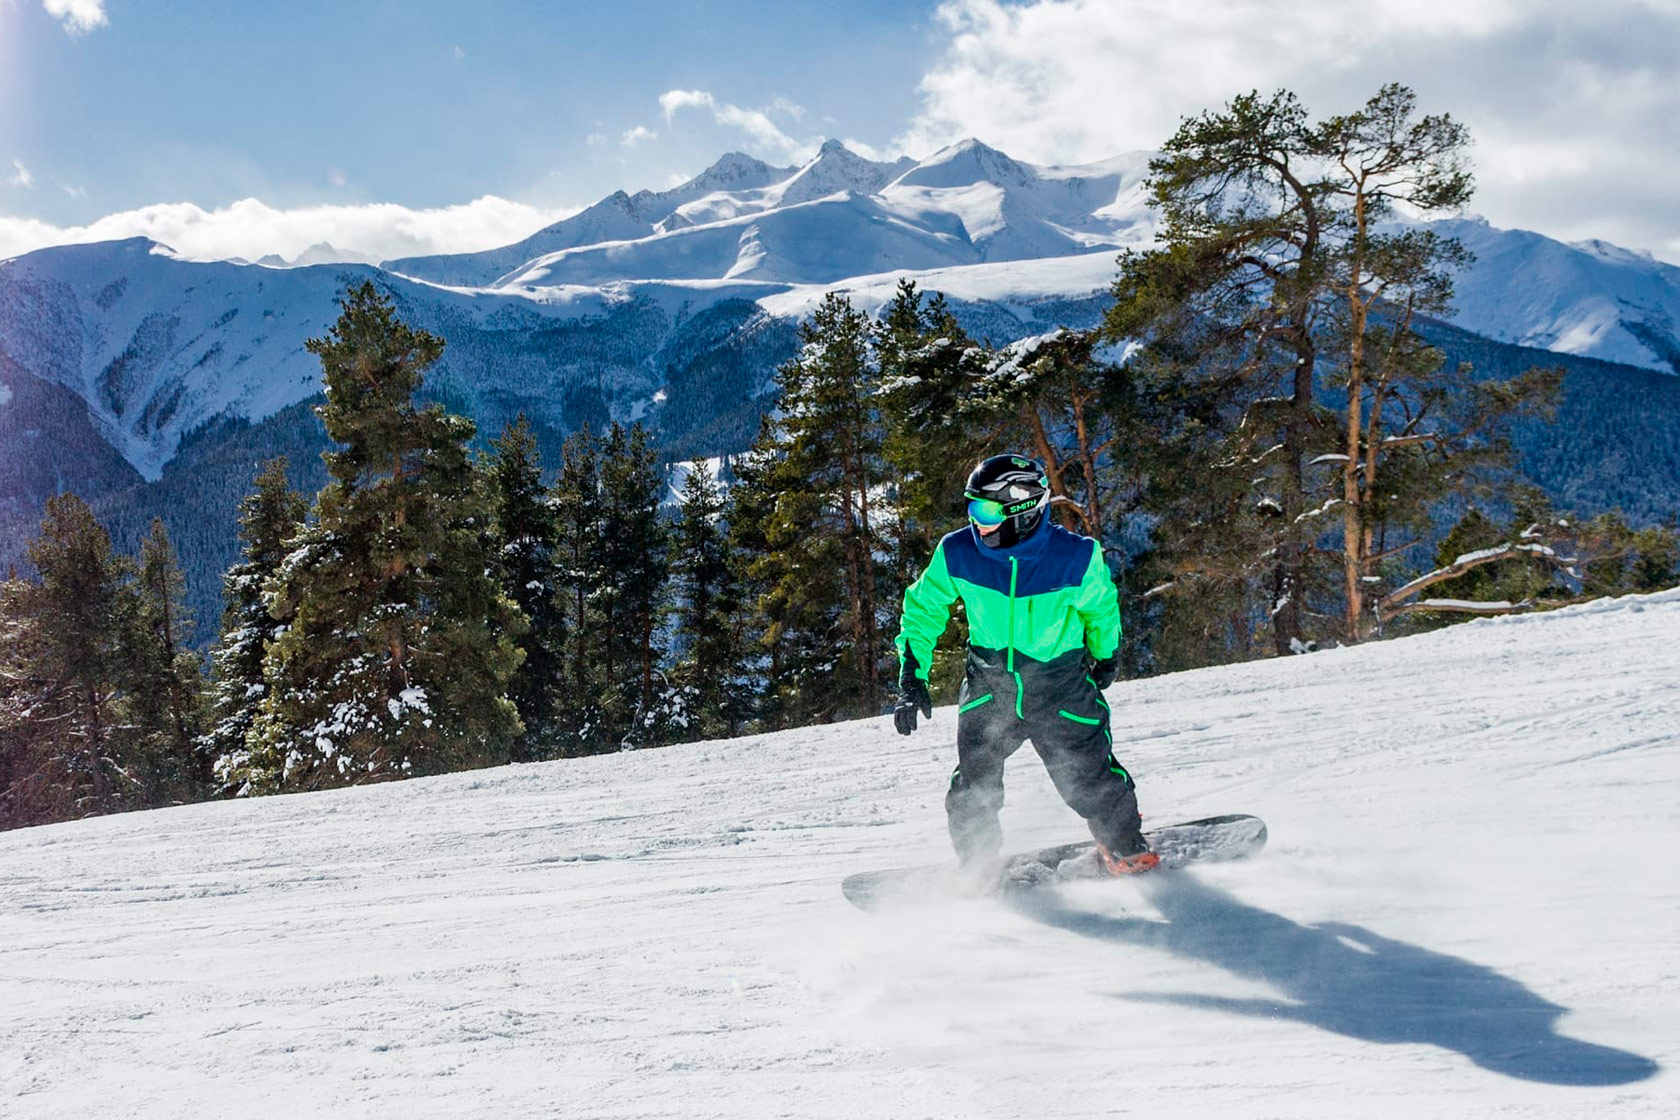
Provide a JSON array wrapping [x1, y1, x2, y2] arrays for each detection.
[[965, 454, 1050, 549]]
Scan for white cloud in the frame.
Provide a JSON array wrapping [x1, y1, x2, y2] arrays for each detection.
[[42, 0, 107, 35], [765, 95, 807, 123], [453, 45, 465, 60], [838, 137, 895, 162], [62, 184, 86, 199], [620, 126, 657, 148], [9, 160, 32, 189], [659, 89, 816, 163], [585, 133, 608, 147], [659, 90, 717, 123], [901, 0, 1680, 261], [0, 195, 577, 266]]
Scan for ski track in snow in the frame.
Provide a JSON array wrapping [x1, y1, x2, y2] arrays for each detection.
[[3, 592, 1678, 1118]]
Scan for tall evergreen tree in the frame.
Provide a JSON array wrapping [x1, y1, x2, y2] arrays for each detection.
[[720, 433, 789, 729], [247, 282, 524, 791], [876, 282, 984, 702], [1107, 83, 1559, 655], [550, 427, 605, 752], [669, 460, 749, 740], [128, 518, 209, 802], [595, 422, 671, 748], [745, 293, 893, 724], [204, 457, 306, 795], [0, 495, 141, 825], [487, 415, 565, 760]]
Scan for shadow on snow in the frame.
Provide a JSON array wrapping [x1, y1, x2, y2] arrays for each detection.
[[1008, 872, 1658, 1087]]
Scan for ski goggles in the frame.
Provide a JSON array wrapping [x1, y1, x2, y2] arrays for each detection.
[[967, 498, 1010, 527], [966, 494, 1043, 526]]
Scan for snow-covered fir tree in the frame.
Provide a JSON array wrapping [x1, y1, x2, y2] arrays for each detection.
[[205, 458, 306, 796]]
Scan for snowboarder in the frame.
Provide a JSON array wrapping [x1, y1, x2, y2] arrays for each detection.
[[892, 454, 1159, 875]]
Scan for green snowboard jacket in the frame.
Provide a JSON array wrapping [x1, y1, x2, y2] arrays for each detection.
[[896, 522, 1120, 707]]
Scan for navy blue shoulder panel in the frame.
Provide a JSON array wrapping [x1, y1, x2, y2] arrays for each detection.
[[1015, 527, 1098, 596], [940, 528, 1009, 594], [941, 525, 1095, 596]]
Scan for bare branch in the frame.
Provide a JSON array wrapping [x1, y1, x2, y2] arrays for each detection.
[[1376, 541, 1576, 620]]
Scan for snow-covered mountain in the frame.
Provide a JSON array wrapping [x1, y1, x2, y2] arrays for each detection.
[[2, 138, 1674, 486], [3, 137, 1677, 633], [386, 139, 1151, 290], [2, 589, 1673, 1117], [0, 238, 629, 479], [1434, 218, 1680, 373]]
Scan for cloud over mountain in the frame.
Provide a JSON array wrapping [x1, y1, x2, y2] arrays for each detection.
[[900, 0, 1680, 264], [0, 195, 575, 267]]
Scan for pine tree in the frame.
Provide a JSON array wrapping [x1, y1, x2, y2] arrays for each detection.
[[127, 518, 209, 803], [877, 283, 977, 537], [875, 282, 984, 702], [595, 422, 671, 748], [745, 293, 893, 724], [248, 282, 524, 790], [1107, 84, 1560, 655], [487, 416, 565, 760], [669, 460, 748, 740], [550, 427, 605, 752], [204, 457, 305, 795], [720, 435, 787, 729], [0, 495, 141, 824]]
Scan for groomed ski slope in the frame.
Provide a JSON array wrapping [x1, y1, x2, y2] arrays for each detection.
[[3, 592, 1677, 1119]]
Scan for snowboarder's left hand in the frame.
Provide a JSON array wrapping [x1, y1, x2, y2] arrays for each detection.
[[1088, 654, 1120, 690]]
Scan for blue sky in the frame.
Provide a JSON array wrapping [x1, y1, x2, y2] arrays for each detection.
[[2, 1, 940, 215], [3, 0, 1676, 264]]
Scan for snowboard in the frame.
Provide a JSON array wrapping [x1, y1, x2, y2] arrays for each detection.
[[841, 813, 1267, 912]]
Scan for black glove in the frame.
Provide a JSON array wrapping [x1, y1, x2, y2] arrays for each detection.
[[894, 652, 934, 736], [1087, 653, 1120, 691]]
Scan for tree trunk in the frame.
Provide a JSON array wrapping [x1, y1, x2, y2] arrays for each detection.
[[1274, 338, 1314, 657], [1071, 388, 1103, 538], [1341, 183, 1374, 643], [83, 679, 110, 808]]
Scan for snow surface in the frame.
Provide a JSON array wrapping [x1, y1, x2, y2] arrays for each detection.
[[3, 590, 1676, 1118]]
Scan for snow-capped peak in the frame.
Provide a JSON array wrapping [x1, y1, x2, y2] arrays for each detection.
[[767, 140, 914, 207], [679, 151, 787, 195], [891, 137, 1038, 191]]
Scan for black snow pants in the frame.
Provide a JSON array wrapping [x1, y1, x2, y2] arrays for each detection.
[[946, 646, 1141, 864]]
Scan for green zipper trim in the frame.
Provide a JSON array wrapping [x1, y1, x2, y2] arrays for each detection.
[[1086, 676, 1110, 714], [957, 693, 994, 714], [1057, 709, 1102, 726], [1009, 557, 1023, 719]]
